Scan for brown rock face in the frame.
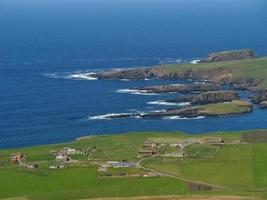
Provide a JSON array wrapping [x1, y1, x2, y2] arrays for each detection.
[[142, 107, 201, 118], [94, 68, 155, 80], [252, 90, 267, 104], [167, 91, 240, 105], [135, 83, 218, 94], [259, 101, 267, 108]]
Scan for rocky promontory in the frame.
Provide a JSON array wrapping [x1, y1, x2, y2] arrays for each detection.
[[90, 50, 264, 91], [251, 90, 267, 104], [92, 100, 253, 120], [93, 68, 154, 80], [201, 49, 256, 63], [142, 100, 253, 119], [134, 83, 218, 94], [259, 101, 267, 109], [166, 91, 240, 105]]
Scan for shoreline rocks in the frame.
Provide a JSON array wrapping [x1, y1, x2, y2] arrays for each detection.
[[142, 100, 252, 119], [259, 101, 267, 109], [93, 100, 253, 120], [166, 91, 240, 105], [251, 90, 267, 104], [134, 83, 218, 94]]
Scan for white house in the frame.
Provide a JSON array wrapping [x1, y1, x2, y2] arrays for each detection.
[[169, 142, 184, 148], [111, 162, 134, 168], [56, 154, 69, 162], [63, 147, 77, 155]]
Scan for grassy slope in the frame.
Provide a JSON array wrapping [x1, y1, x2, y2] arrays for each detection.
[[0, 167, 186, 200], [157, 57, 267, 88], [144, 144, 254, 190], [1, 130, 267, 199], [253, 144, 267, 189], [198, 100, 252, 115]]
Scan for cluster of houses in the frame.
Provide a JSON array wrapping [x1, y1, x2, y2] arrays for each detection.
[[9, 147, 87, 170], [7, 137, 225, 172], [53, 147, 87, 162], [136, 137, 224, 159], [169, 137, 223, 149], [48, 147, 88, 169], [10, 153, 40, 169], [138, 140, 158, 158]]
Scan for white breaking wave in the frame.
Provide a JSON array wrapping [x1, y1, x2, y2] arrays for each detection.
[[159, 58, 182, 64], [116, 89, 158, 96], [43, 72, 97, 80], [163, 116, 205, 120], [88, 113, 132, 120], [190, 59, 201, 64], [147, 100, 191, 106], [67, 72, 97, 80]]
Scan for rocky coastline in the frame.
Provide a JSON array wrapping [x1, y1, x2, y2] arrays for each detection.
[[166, 91, 240, 105], [134, 83, 218, 94], [88, 49, 267, 119]]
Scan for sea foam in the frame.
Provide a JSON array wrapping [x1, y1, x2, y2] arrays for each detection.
[[43, 72, 97, 80], [147, 100, 191, 106], [163, 116, 205, 120], [116, 89, 158, 96], [88, 113, 132, 120], [190, 59, 201, 64]]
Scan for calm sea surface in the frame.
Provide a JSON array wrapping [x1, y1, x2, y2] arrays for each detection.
[[1, 0, 267, 148]]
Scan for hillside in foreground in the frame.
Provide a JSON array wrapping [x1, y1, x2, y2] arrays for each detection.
[[1, 130, 267, 200]]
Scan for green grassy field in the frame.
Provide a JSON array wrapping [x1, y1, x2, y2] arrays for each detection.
[[1, 130, 267, 199], [185, 144, 219, 158], [144, 144, 255, 190], [0, 167, 186, 200], [156, 57, 267, 88], [198, 100, 252, 116]]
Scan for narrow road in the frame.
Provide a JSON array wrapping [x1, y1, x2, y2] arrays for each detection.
[[136, 156, 231, 190]]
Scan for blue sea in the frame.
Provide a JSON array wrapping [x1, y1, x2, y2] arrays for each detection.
[[1, 0, 267, 148]]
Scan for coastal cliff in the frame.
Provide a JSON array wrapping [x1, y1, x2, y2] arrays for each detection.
[[200, 49, 256, 62], [166, 91, 240, 105], [91, 50, 267, 94], [142, 100, 252, 119], [135, 83, 218, 94]]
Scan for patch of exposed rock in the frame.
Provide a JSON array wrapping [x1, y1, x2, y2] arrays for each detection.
[[93, 68, 155, 80], [166, 91, 240, 105], [251, 90, 267, 104], [259, 101, 267, 109], [135, 83, 218, 94]]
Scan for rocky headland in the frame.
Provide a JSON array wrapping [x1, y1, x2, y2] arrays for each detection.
[[166, 91, 240, 105], [98, 100, 253, 119], [91, 50, 263, 91], [200, 49, 256, 63], [134, 83, 218, 94], [88, 49, 267, 119], [142, 100, 252, 119]]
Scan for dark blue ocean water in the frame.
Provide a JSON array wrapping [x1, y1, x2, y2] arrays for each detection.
[[1, 0, 267, 148]]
